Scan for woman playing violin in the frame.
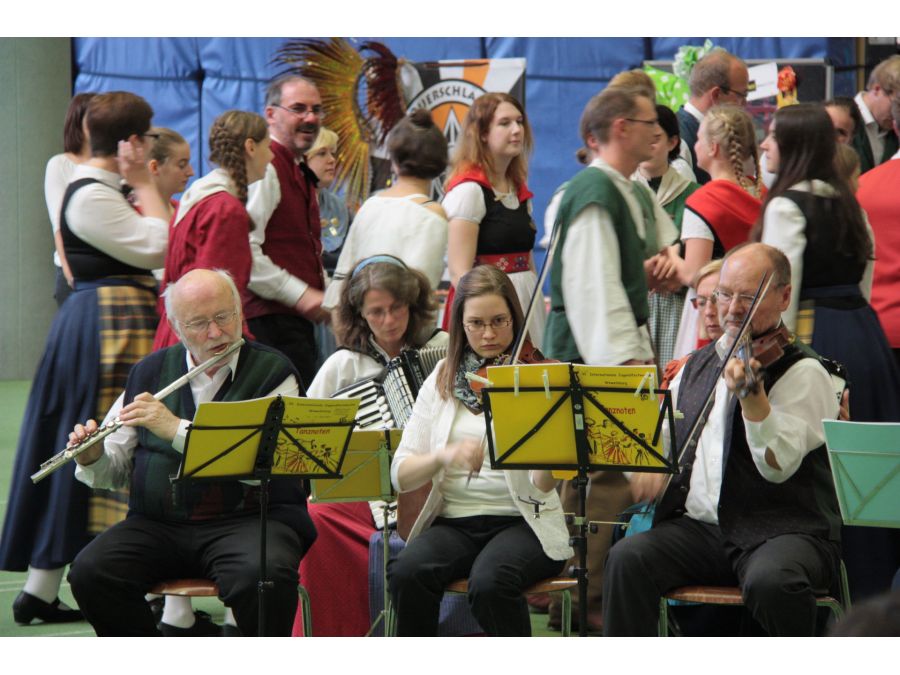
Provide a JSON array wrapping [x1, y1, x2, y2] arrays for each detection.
[[388, 265, 572, 636]]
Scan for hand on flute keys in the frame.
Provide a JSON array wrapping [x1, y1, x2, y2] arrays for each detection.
[[69, 392, 181, 466], [69, 419, 103, 466]]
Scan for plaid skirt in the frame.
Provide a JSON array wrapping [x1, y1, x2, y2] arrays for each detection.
[[0, 276, 157, 571]]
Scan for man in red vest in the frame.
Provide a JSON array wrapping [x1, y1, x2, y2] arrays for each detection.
[[246, 74, 327, 389], [858, 95, 900, 369]]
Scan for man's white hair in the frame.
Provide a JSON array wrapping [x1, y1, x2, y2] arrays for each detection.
[[162, 268, 242, 339]]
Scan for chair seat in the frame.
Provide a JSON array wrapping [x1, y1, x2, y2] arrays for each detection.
[[445, 576, 577, 596], [664, 585, 840, 608], [149, 579, 220, 597]]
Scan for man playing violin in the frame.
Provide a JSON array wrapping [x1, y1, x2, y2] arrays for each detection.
[[66, 268, 315, 636], [603, 243, 842, 636]]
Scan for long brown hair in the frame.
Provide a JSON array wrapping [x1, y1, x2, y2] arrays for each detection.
[[446, 92, 532, 190], [751, 104, 871, 265], [335, 259, 437, 354], [435, 265, 526, 399]]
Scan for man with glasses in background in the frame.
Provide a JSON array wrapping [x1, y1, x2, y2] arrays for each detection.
[[603, 243, 842, 636], [245, 74, 328, 390], [851, 54, 900, 173], [542, 85, 678, 633], [677, 49, 750, 184], [67, 268, 315, 636]]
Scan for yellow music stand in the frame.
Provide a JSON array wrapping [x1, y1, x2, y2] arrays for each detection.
[[310, 429, 402, 503], [309, 428, 403, 636], [177, 395, 359, 636], [481, 362, 677, 636], [483, 362, 676, 473]]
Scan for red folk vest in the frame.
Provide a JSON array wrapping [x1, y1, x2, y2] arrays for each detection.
[[243, 139, 324, 320]]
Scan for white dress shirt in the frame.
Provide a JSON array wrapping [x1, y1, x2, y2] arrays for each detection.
[[667, 335, 838, 525]]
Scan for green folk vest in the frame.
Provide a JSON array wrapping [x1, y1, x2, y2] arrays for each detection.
[[545, 166, 658, 362], [126, 341, 310, 531]]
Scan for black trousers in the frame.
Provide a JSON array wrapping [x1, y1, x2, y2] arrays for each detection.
[[68, 514, 305, 636], [602, 516, 840, 636], [248, 313, 318, 392], [388, 515, 565, 636]]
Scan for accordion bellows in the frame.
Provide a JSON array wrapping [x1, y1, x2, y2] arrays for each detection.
[[331, 345, 447, 429]]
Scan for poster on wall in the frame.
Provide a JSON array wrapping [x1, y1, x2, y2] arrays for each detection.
[[381, 58, 527, 199]]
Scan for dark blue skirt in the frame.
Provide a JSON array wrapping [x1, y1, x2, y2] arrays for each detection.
[[802, 285, 900, 601], [0, 288, 102, 570]]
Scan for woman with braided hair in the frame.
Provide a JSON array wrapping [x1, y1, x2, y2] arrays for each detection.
[[153, 110, 272, 350], [671, 104, 762, 356]]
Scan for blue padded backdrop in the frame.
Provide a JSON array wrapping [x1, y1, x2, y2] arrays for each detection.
[[73, 37, 856, 251]]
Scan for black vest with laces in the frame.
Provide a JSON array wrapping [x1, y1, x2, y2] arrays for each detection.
[[59, 178, 153, 280]]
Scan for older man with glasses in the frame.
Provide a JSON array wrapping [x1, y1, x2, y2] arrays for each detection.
[[604, 243, 843, 637], [66, 268, 314, 636]]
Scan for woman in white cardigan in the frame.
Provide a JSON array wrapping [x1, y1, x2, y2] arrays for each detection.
[[388, 265, 572, 636]]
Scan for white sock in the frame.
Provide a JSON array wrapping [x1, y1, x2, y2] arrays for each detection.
[[145, 593, 162, 602], [160, 596, 195, 628], [222, 607, 237, 627], [23, 567, 65, 604]]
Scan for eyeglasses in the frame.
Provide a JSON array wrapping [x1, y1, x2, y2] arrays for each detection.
[[273, 103, 323, 118], [720, 85, 749, 102], [142, 132, 161, 140], [712, 289, 757, 308], [625, 117, 659, 127], [362, 303, 408, 322], [463, 317, 513, 333], [690, 295, 716, 310], [179, 310, 238, 334]]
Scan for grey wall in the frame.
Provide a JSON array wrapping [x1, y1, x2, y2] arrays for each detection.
[[0, 38, 70, 380]]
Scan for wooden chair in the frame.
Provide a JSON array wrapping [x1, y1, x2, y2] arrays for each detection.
[[149, 578, 313, 637], [386, 576, 577, 637], [657, 561, 852, 636]]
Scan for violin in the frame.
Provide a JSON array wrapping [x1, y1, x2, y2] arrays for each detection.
[[734, 324, 792, 399], [467, 338, 557, 398]]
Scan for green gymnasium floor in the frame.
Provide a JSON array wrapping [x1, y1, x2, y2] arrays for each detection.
[[0, 380, 564, 637]]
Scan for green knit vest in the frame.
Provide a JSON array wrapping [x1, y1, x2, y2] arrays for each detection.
[[545, 166, 657, 362], [130, 342, 296, 521]]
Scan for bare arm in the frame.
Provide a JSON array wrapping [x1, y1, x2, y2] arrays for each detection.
[[118, 137, 169, 222], [447, 217, 479, 287]]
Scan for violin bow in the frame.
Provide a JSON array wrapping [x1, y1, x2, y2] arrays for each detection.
[[646, 271, 774, 511]]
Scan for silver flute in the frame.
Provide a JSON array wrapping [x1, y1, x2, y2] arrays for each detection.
[[30, 338, 245, 484]]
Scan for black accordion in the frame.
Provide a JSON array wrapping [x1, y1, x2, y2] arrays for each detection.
[[331, 345, 447, 429]]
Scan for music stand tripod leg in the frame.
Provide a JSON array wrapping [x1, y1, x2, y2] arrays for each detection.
[[365, 501, 396, 636], [573, 472, 589, 638], [257, 476, 275, 637]]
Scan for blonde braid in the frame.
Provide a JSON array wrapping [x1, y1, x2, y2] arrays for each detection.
[[207, 110, 268, 204], [706, 105, 758, 197]]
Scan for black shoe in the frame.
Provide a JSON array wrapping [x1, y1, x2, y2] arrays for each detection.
[[159, 610, 221, 637], [148, 597, 164, 625], [221, 623, 242, 637], [12, 591, 83, 625]]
